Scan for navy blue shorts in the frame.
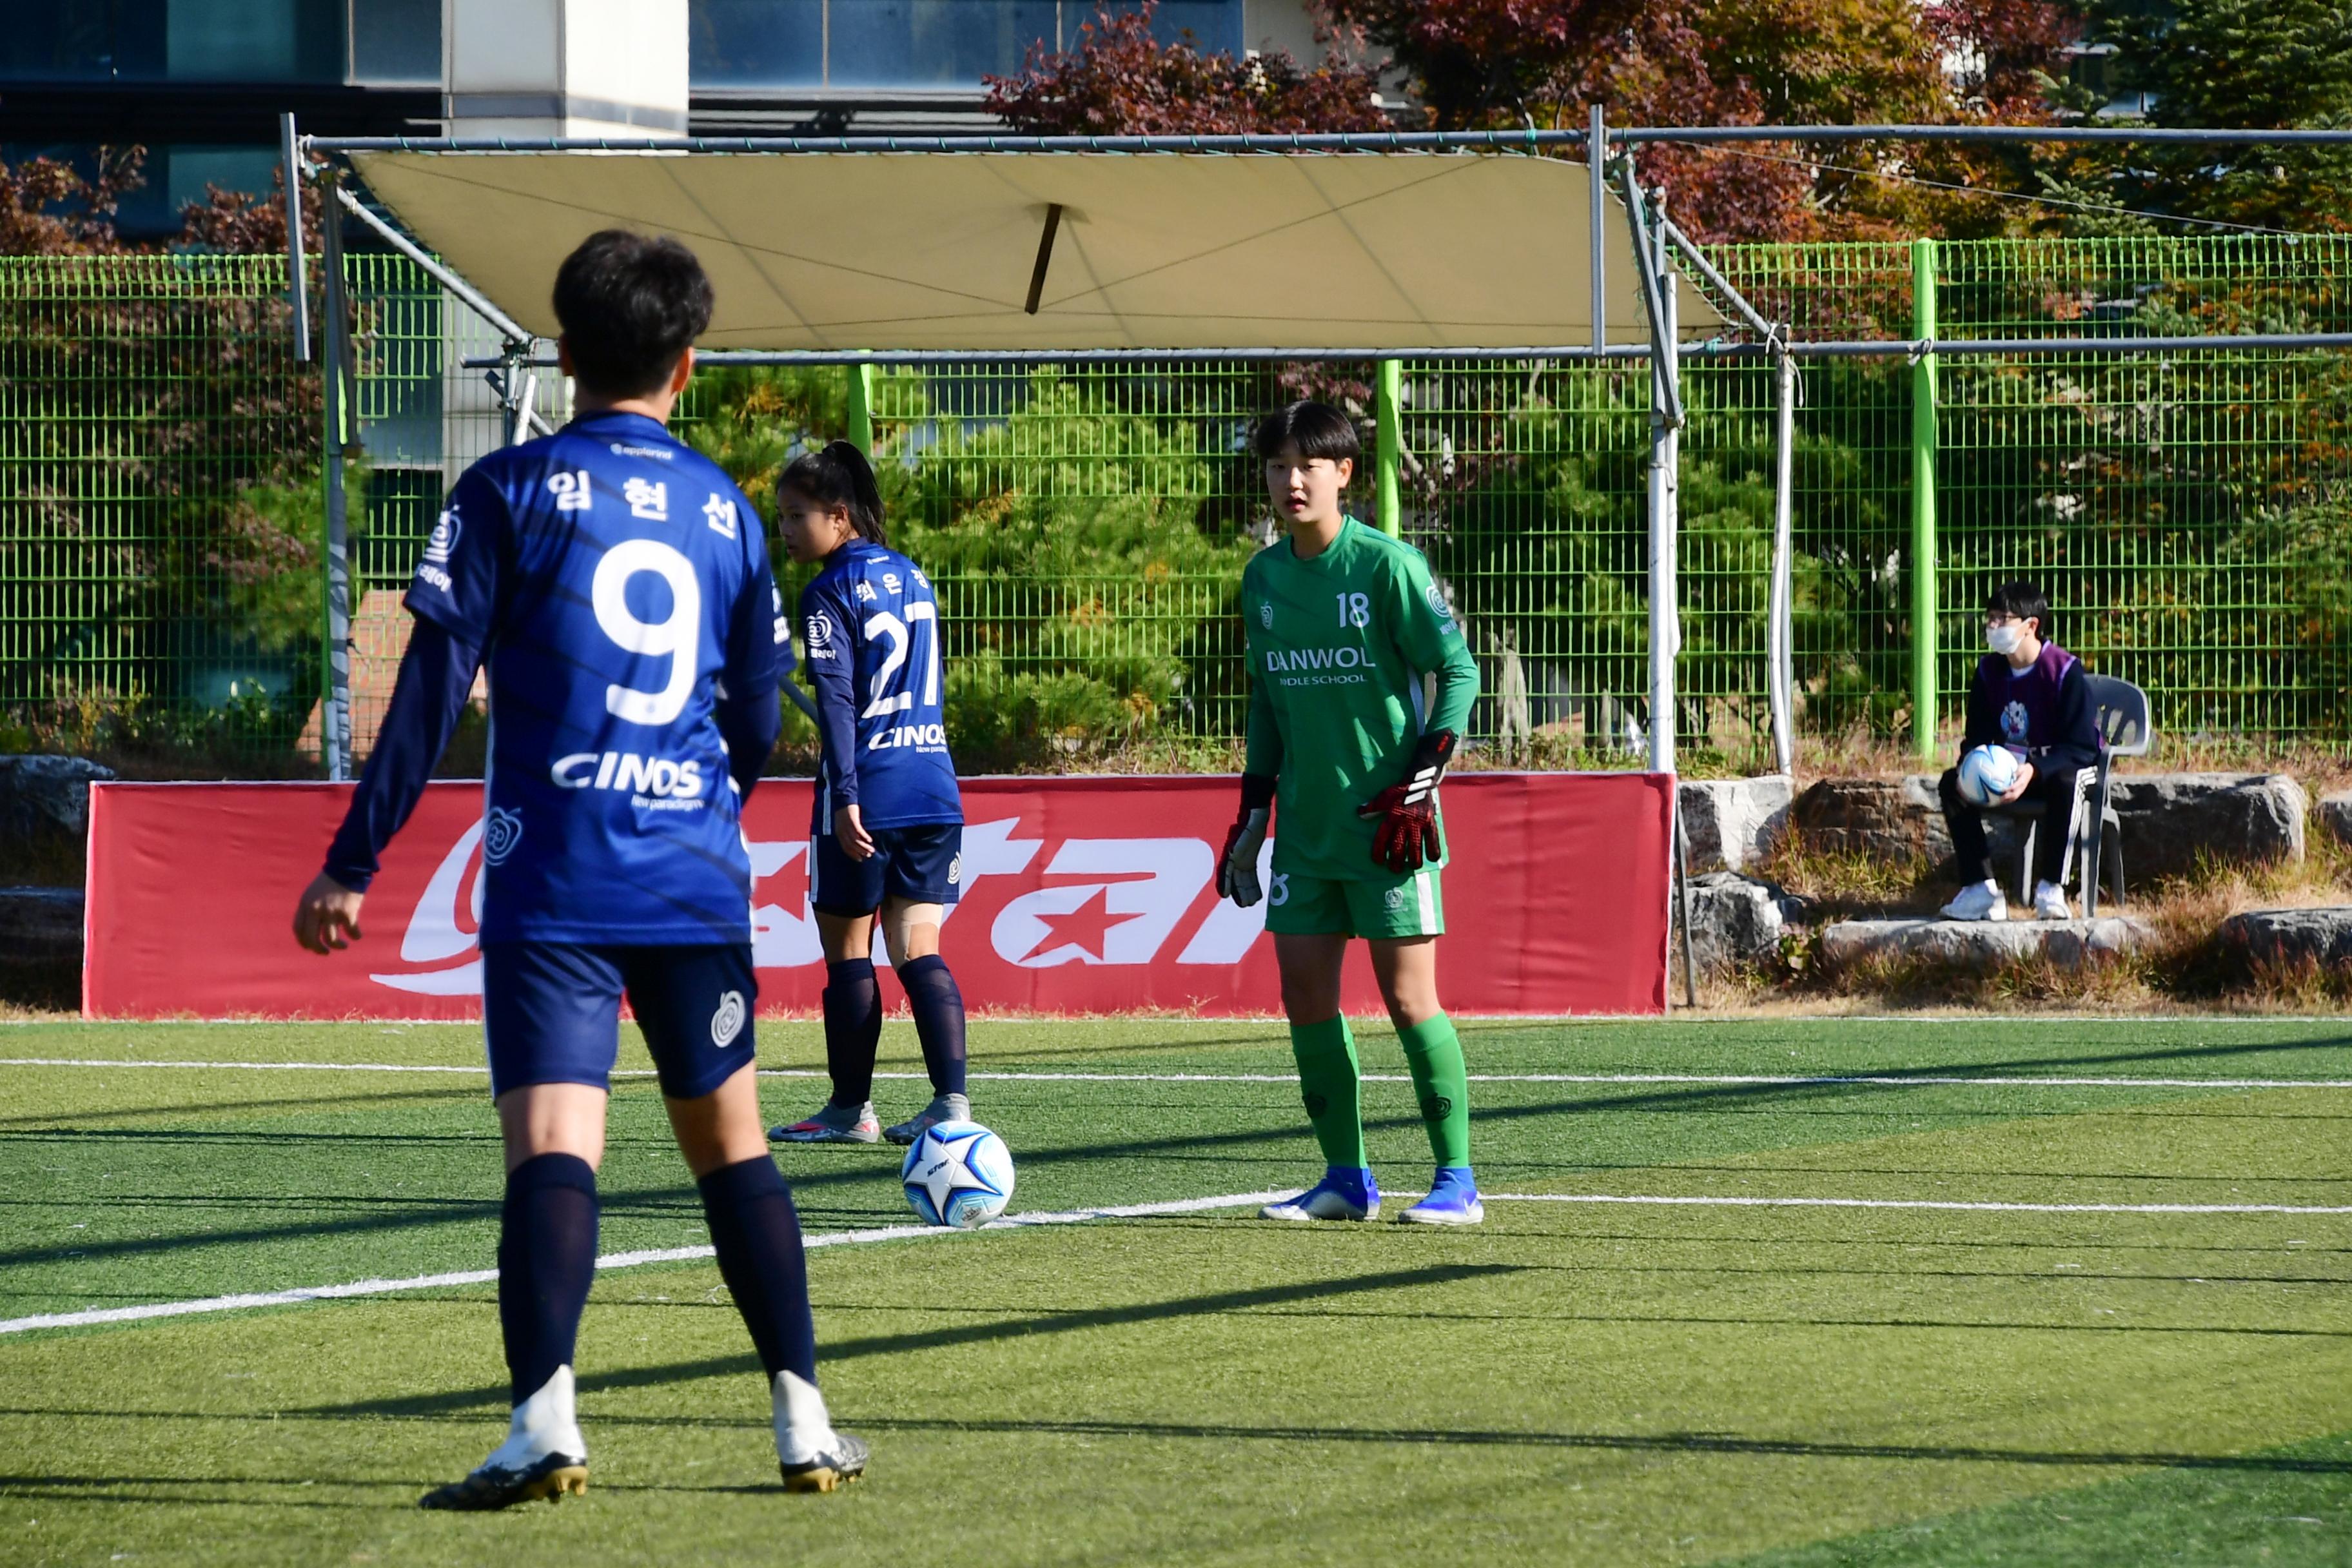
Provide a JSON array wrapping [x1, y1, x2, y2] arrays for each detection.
[[810, 819, 963, 917], [480, 941, 757, 1101]]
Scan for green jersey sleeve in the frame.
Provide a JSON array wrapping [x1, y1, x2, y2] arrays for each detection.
[[1384, 545, 1480, 735]]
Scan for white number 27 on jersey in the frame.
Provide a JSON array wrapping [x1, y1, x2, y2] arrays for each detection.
[[592, 539, 701, 725]]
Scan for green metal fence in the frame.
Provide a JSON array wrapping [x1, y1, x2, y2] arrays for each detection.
[[5, 235, 2351, 776]]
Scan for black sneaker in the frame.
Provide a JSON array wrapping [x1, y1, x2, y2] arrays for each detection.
[[418, 1451, 589, 1511], [779, 1431, 870, 1493]]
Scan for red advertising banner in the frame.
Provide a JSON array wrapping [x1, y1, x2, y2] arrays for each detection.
[[84, 774, 1669, 1019]]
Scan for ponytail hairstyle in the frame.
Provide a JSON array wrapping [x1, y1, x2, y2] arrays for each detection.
[[778, 440, 887, 547]]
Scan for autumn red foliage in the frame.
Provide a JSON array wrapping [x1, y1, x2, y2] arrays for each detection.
[[985, 1, 1389, 135], [988, 0, 2086, 240], [0, 146, 320, 257]]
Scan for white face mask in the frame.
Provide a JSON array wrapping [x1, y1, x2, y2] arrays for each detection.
[[1985, 622, 2024, 656]]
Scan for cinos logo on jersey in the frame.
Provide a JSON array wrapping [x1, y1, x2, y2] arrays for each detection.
[[550, 750, 707, 808], [868, 721, 948, 752]]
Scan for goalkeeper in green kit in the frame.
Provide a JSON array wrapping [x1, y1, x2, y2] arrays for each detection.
[[1219, 400, 1484, 1225]]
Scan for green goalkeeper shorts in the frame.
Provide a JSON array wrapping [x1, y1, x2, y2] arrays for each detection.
[[1264, 863, 1446, 939]]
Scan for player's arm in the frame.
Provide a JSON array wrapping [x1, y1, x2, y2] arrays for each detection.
[[1220, 580, 1282, 906], [296, 473, 502, 954], [714, 534, 787, 800], [1357, 552, 1480, 874], [800, 576, 874, 859]]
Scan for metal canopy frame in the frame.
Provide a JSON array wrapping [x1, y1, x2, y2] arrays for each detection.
[[286, 118, 2352, 1006]]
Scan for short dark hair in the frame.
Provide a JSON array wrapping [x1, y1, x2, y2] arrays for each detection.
[[1987, 579, 2051, 638], [1254, 400, 1360, 464], [551, 230, 714, 399], [778, 440, 887, 547]]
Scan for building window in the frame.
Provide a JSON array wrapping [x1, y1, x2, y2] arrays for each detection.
[[692, 0, 1241, 90], [0, 0, 346, 83], [349, 0, 443, 84]]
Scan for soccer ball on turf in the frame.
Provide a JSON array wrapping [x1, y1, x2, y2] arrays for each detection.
[[900, 1121, 1015, 1229], [1957, 743, 2023, 807]]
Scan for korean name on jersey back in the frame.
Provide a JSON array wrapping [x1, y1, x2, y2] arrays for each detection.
[[801, 539, 962, 829], [402, 409, 787, 945]]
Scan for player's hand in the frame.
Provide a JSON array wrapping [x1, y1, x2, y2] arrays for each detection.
[[293, 872, 366, 954], [1220, 809, 1271, 906], [1997, 761, 2035, 805], [834, 804, 877, 861], [1217, 774, 1278, 907], [1357, 729, 1457, 875]]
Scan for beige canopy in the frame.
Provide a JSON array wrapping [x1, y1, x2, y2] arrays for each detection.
[[349, 150, 1724, 352]]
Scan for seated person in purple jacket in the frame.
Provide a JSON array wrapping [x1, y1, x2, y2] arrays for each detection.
[[1939, 580, 2102, 923]]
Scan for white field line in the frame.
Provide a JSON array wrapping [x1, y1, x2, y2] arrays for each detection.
[[10, 1182, 2346, 1340], [0, 1188, 1295, 1337], [6, 1058, 2352, 1091]]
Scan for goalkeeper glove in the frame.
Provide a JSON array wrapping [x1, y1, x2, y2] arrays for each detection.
[[1217, 773, 1277, 906], [1357, 729, 1456, 874]]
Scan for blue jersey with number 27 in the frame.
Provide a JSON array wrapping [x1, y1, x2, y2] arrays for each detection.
[[404, 409, 788, 946], [799, 539, 962, 829]]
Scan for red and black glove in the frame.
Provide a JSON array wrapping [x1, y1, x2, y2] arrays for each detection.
[[1357, 729, 1456, 874], [1218, 772, 1279, 906]]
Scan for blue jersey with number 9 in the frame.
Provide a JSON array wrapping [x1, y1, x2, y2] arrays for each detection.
[[403, 409, 788, 945], [799, 538, 962, 830]]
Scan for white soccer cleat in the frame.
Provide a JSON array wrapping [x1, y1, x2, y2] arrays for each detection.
[[2034, 880, 2073, 921], [772, 1101, 881, 1144], [885, 1092, 970, 1147], [774, 1369, 868, 1493], [419, 1366, 589, 1510], [1940, 879, 2006, 922]]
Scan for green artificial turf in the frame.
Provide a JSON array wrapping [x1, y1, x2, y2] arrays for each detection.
[[1, 1016, 2348, 1565]]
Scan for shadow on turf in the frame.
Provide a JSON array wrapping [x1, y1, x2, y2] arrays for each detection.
[[775, 1416, 2352, 1476], [299, 1262, 1522, 1420]]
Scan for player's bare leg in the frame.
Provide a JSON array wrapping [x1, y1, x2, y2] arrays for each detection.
[[1261, 934, 1380, 1222], [674, 1066, 868, 1491], [878, 899, 970, 1143], [1370, 937, 1482, 1226], [775, 910, 883, 1143], [420, 1083, 607, 1510]]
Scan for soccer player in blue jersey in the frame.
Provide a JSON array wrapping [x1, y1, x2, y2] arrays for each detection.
[[765, 442, 972, 1149], [290, 231, 866, 1507]]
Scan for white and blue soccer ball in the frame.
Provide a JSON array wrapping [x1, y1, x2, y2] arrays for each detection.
[[900, 1120, 1015, 1229], [1958, 743, 2023, 807]]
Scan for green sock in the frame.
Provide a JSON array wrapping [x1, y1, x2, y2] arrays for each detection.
[[1288, 1015, 1367, 1168], [1398, 1012, 1471, 1168]]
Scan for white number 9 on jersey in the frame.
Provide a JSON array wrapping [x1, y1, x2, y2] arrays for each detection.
[[592, 539, 701, 725]]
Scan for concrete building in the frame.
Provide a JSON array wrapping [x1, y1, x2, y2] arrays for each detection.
[[2, 0, 1331, 235]]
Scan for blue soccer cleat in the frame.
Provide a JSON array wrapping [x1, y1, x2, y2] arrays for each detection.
[[1261, 1166, 1380, 1222], [1398, 1167, 1485, 1226]]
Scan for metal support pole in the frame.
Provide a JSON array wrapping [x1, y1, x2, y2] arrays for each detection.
[[1375, 359, 1402, 538], [1769, 346, 1796, 776], [1910, 237, 1939, 764], [1647, 189, 1680, 778], [1649, 188, 1694, 1009], [320, 177, 353, 783], [847, 360, 875, 455], [1673, 795, 1699, 1010], [1589, 103, 1607, 355], [280, 113, 310, 362]]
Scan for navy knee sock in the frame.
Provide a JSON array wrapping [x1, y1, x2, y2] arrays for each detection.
[[498, 1152, 600, 1405], [822, 957, 881, 1107], [696, 1156, 819, 1386], [896, 954, 967, 1099]]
